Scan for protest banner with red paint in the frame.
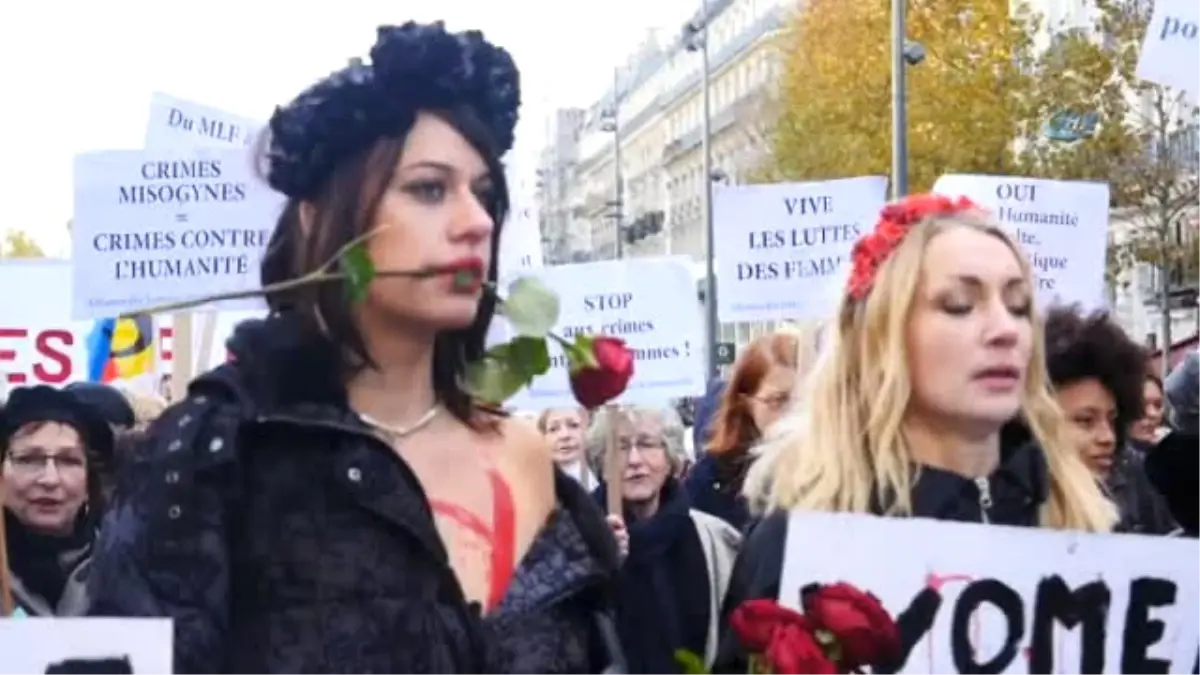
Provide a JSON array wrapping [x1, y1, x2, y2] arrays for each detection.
[[779, 512, 1198, 673], [0, 259, 256, 393]]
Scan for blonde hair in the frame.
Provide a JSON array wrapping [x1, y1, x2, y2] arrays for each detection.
[[746, 210, 1116, 532], [116, 387, 169, 429]]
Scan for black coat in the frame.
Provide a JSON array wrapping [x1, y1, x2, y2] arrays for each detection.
[[87, 315, 623, 673], [711, 434, 1050, 673]]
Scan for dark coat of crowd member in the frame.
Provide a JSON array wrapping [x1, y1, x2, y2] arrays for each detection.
[[2, 385, 110, 616], [1145, 350, 1199, 536], [85, 22, 622, 674], [686, 327, 818, 531], [1043, 307, 1177, 535], [589, 406, 740, 673]]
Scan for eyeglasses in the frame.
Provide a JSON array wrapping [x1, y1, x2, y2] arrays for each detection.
[[617, 438, 667, 454], [751, 393, 792, 411], [4, 453, 87, 477]]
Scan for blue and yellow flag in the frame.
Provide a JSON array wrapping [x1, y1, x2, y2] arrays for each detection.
[[85, 315, 156, 382]]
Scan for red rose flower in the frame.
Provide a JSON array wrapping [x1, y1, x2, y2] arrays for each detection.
[[764, 622, 839, 674], [730, 599, 812, 652], [802, 583, 901, 671], [569, 336, 634, 409]]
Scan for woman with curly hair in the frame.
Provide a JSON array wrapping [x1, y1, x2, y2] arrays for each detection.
[[1042, 306, 1177, 534]]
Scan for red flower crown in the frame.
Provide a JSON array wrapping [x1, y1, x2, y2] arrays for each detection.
[[845, 193, 982, 300]]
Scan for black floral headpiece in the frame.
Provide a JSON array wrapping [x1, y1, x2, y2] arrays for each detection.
[[265, 21, 521, 199]]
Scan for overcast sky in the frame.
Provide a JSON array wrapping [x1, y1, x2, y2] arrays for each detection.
[[0, 0, 696, 255]]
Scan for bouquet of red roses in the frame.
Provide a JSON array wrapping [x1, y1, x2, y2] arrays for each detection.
[[678, 582, 900, 674]]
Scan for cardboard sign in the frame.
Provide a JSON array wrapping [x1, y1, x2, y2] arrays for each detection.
[[713, 176, 889, 323], [780, 512, 1199, 673], [0, 618, 173, 674]]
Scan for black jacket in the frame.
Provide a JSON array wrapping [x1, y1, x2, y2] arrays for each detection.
[[1107, 448, 1178, 535], [87, 314, 623, 673], [1144, 430, 1199, 537], [712, 435, 1049, 673]]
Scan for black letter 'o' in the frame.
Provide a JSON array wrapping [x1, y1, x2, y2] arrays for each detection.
[[951, 579, 1024, 674]]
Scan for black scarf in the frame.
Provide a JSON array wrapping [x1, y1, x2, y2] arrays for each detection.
[[5, 507, 93, 610], [615, 479, 711, 673]]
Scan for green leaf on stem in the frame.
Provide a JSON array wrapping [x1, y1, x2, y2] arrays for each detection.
[[341, 244, 377, 303], [464, 355, 528, 404], [673, 649, 710, 675], [500, 277, 559, 337], [505, 336, 552, 378]]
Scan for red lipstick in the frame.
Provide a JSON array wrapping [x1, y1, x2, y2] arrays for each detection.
[[439, 256, 485, 292]]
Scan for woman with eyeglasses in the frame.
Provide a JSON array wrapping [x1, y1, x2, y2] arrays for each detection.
[[685, 325, 822, 531], [586, 406, 741, 673], [1, 385, 111, 616]]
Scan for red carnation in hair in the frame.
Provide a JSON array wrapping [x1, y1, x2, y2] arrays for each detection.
[[845, 193, 981, 300]]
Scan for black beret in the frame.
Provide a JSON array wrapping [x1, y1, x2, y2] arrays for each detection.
[[64, 381, 136, 429], [1, 385, 115, 461]]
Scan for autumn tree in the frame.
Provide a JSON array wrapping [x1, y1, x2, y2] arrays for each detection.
[[0, 229, 45, 258], [763, 0, 1044, 192], [1019, 0, 1198, 363]]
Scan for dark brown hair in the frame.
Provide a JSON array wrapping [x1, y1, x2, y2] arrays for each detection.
[[259, 105, 509, 428]]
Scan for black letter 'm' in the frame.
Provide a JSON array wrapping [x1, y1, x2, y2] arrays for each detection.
[[1030, 575, 1111, 673]]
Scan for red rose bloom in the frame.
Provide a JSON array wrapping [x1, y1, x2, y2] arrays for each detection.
[[802, 583, 901, 671], [568, 336, 634, 409], [730, 599, 811, 652], [764, 623, 839, 675]]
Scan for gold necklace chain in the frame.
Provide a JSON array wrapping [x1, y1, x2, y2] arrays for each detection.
[[358, 404, 442, 440]]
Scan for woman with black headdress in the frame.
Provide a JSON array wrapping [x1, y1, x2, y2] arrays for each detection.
[[86, 22, 622, 673], [2, 385, 110, 616]]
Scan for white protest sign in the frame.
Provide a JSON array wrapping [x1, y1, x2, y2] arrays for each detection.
[[933, 175, 1108, 308], [780, 512, 1199, 674], [71, 148, 285, 320], [487, 208, 544, 351], [0, 259, 255, 389], [501, 257, 705, 410], [499, 204, 544, 275], [713, 177, 889, 323], [1136, 0, 1199, 99], [0, 617, 173, 674], [145, 92, 264, 150]]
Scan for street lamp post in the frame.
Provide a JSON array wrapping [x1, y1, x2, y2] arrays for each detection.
[[890, 0, 908, 199], [890, 1, 926, 200], [686, 0, 719, 381]]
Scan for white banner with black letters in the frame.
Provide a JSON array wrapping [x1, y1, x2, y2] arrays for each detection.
[[779, 512, 1198, 673]]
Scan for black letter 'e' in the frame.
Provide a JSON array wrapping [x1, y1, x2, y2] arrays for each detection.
[[1030, 575, 1111, 673], [952, 579, 1024, 674], [1122, 577, 1177, 674]]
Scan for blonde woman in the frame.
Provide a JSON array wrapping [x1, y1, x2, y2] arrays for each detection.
[[714, 194, 1116, 671], [536, 407, 596, 490]]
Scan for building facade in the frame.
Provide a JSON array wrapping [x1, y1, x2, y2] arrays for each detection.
[[537, 0, 789, 264]]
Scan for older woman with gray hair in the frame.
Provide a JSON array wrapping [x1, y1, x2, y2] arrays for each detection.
[[586, 404, 741, 673]]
